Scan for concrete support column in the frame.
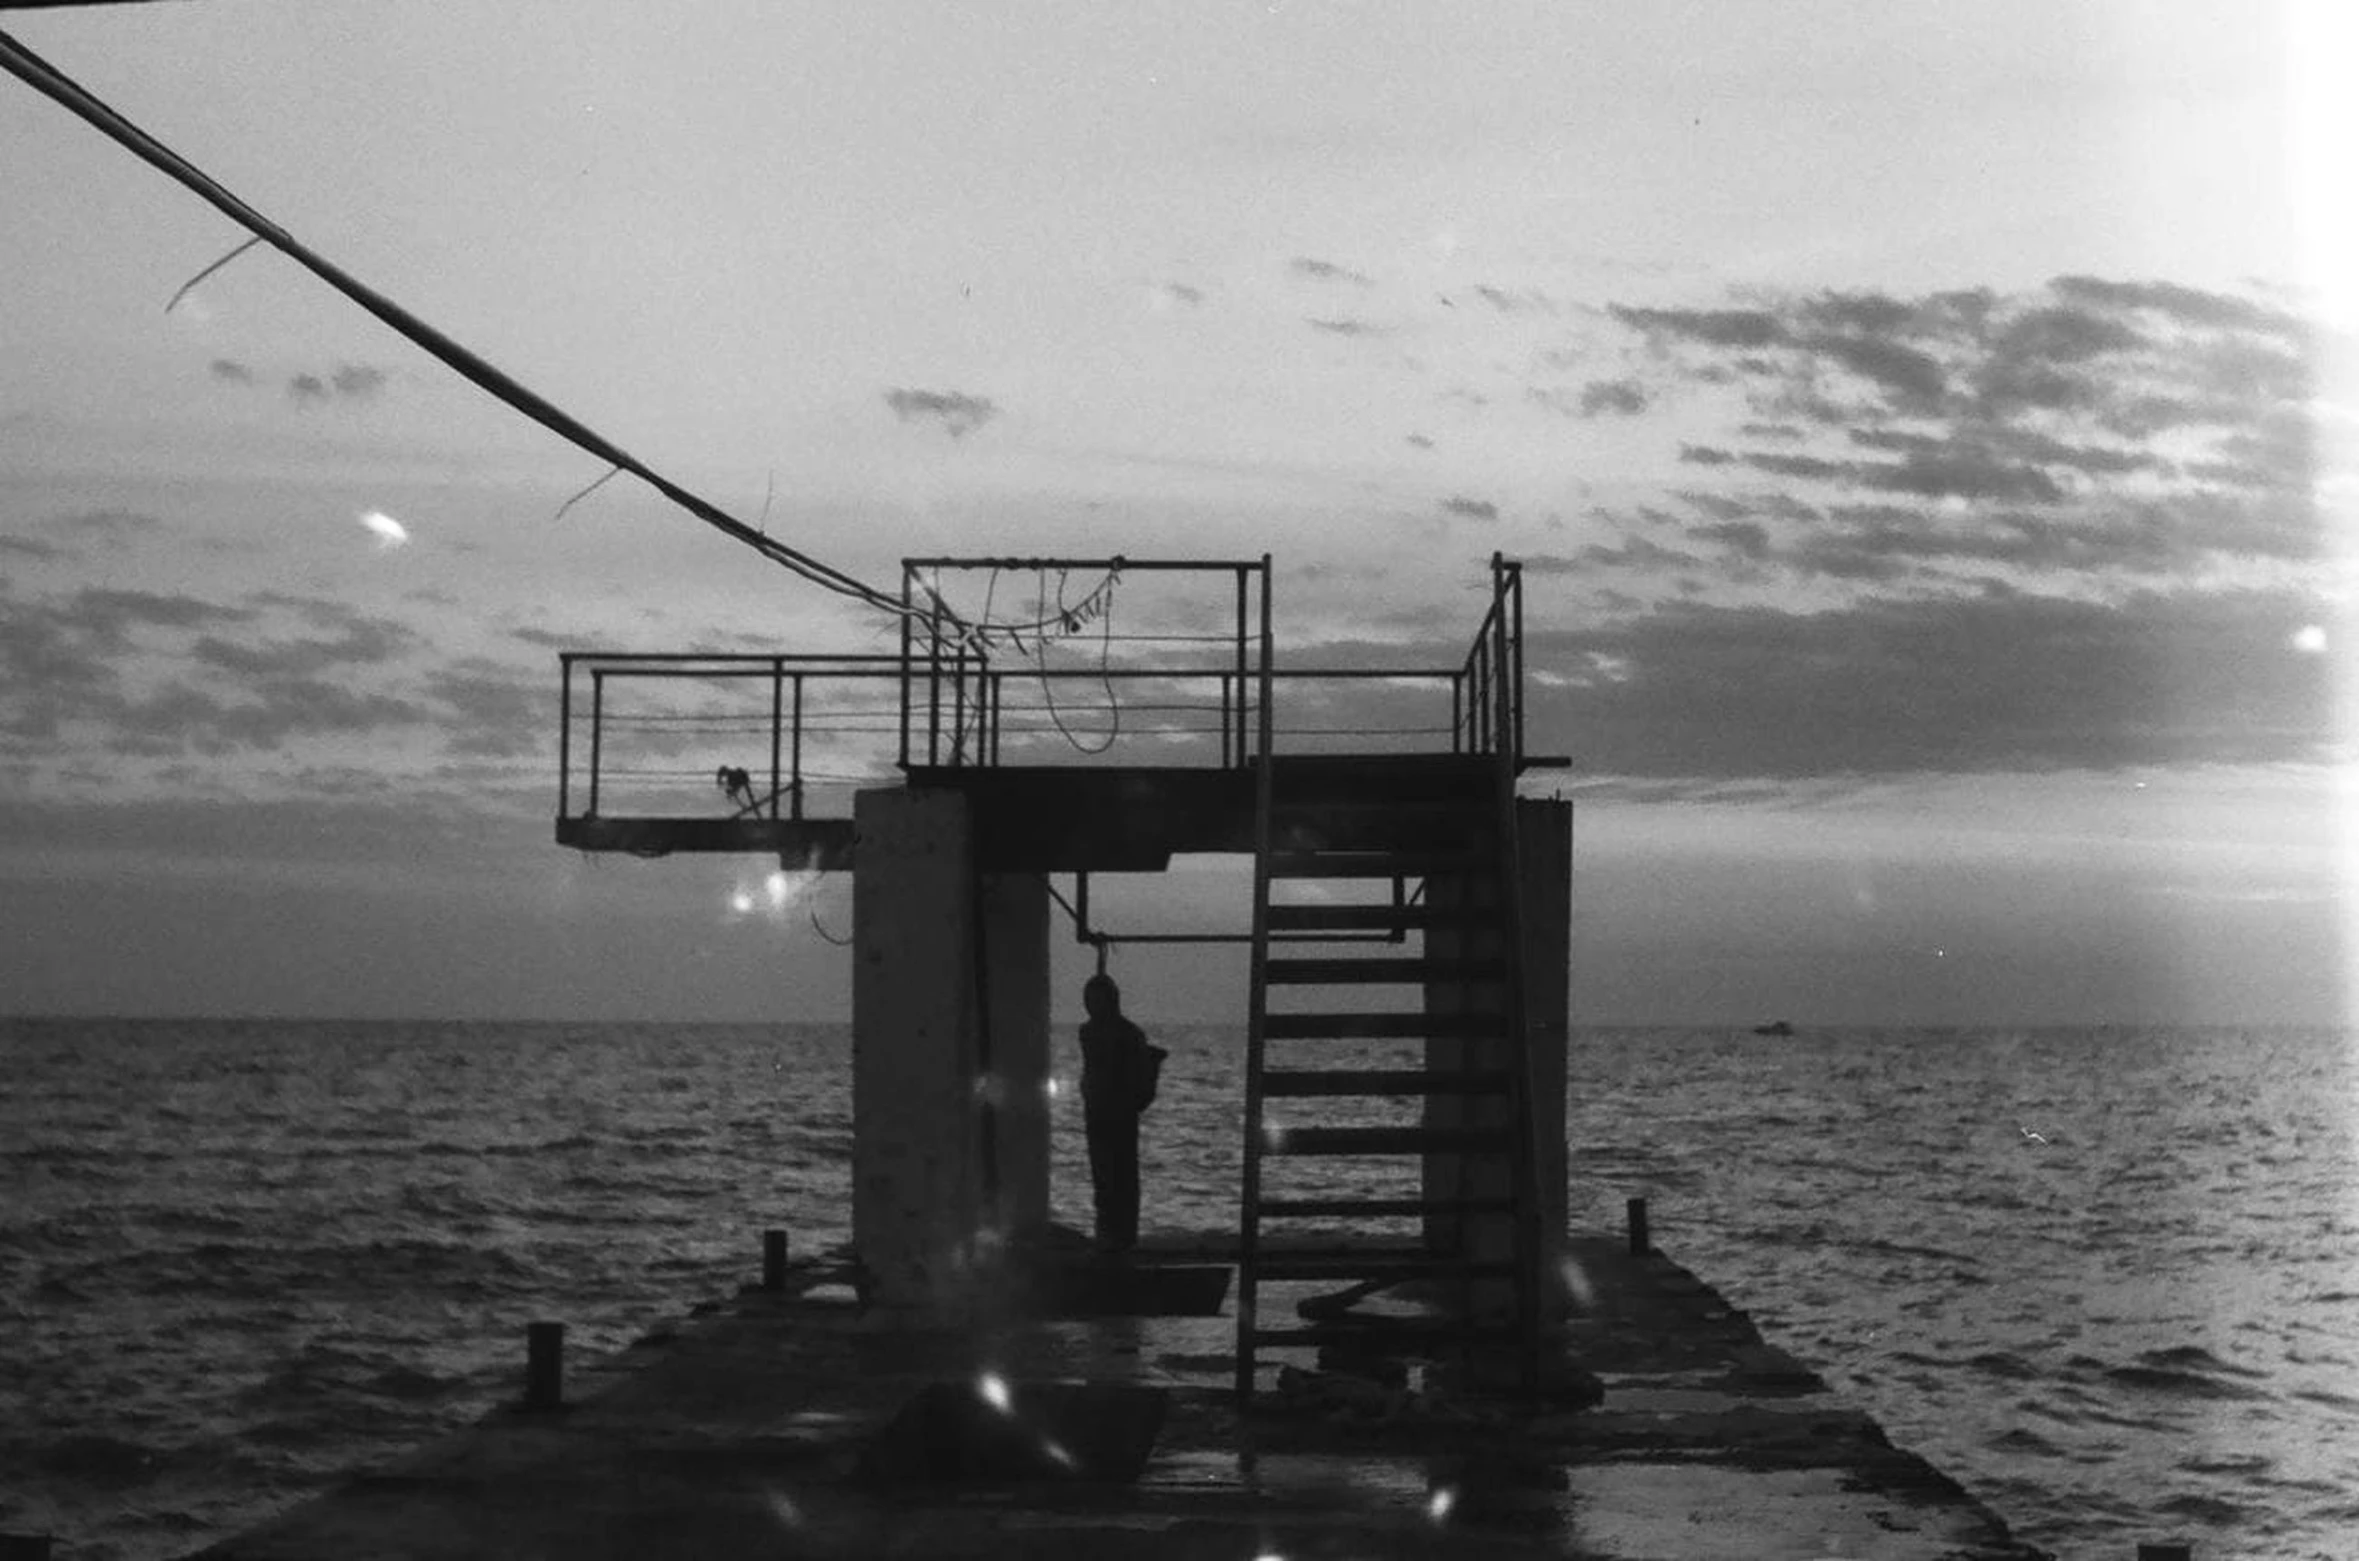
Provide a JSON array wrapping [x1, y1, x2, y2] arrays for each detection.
[[851, 787, 981, 1320], [1422, 870, 1514, 1318], [979, 872, 1051, 1241], [1422, 797, 1573, 1320], [1519, 798, 1573, 1283]]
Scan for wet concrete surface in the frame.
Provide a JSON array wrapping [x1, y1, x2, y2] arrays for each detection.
[[185, 1236, 2051, 1559]]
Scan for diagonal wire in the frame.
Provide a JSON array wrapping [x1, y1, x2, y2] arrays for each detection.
[[0, 26, 937, 627], [164, 233, 262, 313]]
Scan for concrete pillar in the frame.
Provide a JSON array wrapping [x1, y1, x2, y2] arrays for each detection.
[[1422, 869, 1514, 1318], [1422, 797, 1572, 1318], [851, 787, 982, 1319], [1519, 798, 1572, 1275], [979, 872, 1052, 1241]]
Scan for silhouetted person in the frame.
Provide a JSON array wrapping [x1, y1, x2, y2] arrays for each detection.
[[1079, 974, 1161, 1257]]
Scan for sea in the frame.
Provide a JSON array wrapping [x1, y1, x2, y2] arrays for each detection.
[[4, 1018, 2355, 1560]]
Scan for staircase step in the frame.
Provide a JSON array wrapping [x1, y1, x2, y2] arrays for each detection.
[[1262, 1125, 1510, 1156], [1259, 1068, 1512, 1097], [1250, 1250, 1518, 1282], [1265, 903, 1498, 933], [1265, 957, 1507, 985], [1263, 1011, 1502, 1040], [1245, 1322, 1496, 1348], [1267, 851, 1484, 880], [1254, 1195, 1518, 1218]]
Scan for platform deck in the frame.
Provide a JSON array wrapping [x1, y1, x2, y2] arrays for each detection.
[[186, 1234, 2049, 1561]]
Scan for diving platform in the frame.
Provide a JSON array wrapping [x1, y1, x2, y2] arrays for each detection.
[[548, 554, 1571, 1401]]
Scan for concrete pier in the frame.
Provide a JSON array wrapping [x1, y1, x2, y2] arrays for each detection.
[[184, 1233, 2050, 1561]]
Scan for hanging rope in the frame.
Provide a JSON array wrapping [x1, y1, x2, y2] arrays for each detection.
[[0, 26, 936, 628], [1029, 566, 1122, 755]]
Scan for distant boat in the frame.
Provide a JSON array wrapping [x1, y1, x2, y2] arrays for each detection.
[[1750, 1020, 1795, 1037]]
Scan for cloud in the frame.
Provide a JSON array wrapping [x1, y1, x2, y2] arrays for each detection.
[[1576, 378, 1649, 417], [1690, 520, 1772, 558], [1527, 586, 2333, 778], [187, 610, 417, 678], [331, 363, 388, 399], [0, 535, 64, 561], [1405, 432, 1435, 450], [1153, 281, 1206, 308], [1472, 284, 1553, 314], [424, 661, 547, 758], [1290, 256, 1373, 287], [1307, 318, 1386, 338], [50, 508, 163, 539], [74, 587, 252, 639], [883, 388, 999, 437], [1602, 276, 2324, 597], [1804, 331, 1946, 413], [1440, 495, 1498, 522], [2050, 275, 2308, 340], [285, 362, 392, 407], [209, 358, 257, 385], [1609, 304, 1784, 349]]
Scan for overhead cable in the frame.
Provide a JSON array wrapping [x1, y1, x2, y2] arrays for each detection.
[[0, 26, 926, 624]]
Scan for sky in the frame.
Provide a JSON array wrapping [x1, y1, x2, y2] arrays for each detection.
[[1, 1, 2353, 1026]]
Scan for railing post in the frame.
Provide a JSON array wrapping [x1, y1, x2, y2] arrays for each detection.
[[1234, 564, 1250, 769], [898, 575, 913, 769], [1492, 556, 1512, 772], [928, 595, 945, 766], [769, 658, 785, 820], [557, 656, 573, 818], [1258, 557, 1273, 762], [789, 674, 805, 820], [1508, 561, 1524, 769], [951, 649, 969, 766], [587, 669, 604, 817]]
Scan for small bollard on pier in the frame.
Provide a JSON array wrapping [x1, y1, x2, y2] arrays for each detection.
[[1626, 1195, 1650, 1257], [0, 1534, 54, 1561], [763, 1228, 790, 1291], [2136, 1545, 2192, 1561], [524, 1321, 565, 1411]]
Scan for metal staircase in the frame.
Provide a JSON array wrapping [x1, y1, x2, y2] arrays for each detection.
[[1234, 752, 1545, 1399]]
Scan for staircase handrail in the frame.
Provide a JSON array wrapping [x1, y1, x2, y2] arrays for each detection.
[[1235, 552, 1277, 1402]]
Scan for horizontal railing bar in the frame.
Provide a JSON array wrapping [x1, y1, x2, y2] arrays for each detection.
[[559, 652, 909, 666], [903, 556, 1268, 571], [567, 660, 1466, 683]]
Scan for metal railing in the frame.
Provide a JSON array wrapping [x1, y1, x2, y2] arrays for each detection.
[[1452, 552, 1525, 766], [556, 653, 909, 821], [557, 554, 1537, 820], [900, 556, 1274, 769]]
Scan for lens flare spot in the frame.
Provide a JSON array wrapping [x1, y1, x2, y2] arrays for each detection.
[[1427, 1485, 1457, 1522], [976, 1371, 1011, 1413], [1041, 1436, 1078, 1470], [360, 509, 409, 547], [1556, 1254, 1597, 1310], [729, 890, 756, 915], [2292, 623, 2329, 654]]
